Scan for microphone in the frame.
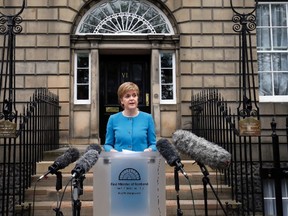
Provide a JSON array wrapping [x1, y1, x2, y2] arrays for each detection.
[[172, 130, 231, 170], [156, 138, 188, 178], [38, 147, 80, 181], [85, 143, 102, 154], [71, 149, 99, 179]]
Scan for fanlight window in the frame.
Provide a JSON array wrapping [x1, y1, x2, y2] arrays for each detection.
[[76, 0, 173, 35]]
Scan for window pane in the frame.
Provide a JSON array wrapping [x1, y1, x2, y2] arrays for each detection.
[[120, 0, 130, 12], [160, 52, 175, 103], [263, 179, 277, 215], [256, 4, 270, 26], [257, 28, 271, 50], [85, 14, 101, 27], [274, 72, 288, 95], [264, 198, 277, 216], [109, 1, 121, 14], [77, 54, 89, 67], [77, 69, 89, 83], [161, 53, 172, 67], [77, 85, 89, 99], [154, 23, 170, 34], [283, 179, 288, 216], [259, 72, 272, 96], [161, 69, 173, 83], [271, 4, 286, 26], [272, 53, 288, 71], [161, 85, 173, 99], [137, 2, 150, 16], [273, 28, 288, 50], [79, 23, 94, 34], [258, 53, 271, 71]]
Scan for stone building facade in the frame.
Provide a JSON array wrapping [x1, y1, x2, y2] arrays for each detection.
[[0, 0, 287, 148]]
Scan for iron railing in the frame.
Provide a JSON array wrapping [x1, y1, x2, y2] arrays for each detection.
[[0, 88, 60, 216], [191, 89, 288, 216]]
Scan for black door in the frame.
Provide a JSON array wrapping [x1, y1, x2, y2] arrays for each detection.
[[99, 54, 151, 144]]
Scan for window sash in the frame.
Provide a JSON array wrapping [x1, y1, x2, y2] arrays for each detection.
[[257, 2, 288, 101], [159, 52, 176, 104], [74, 53, 91, 104]]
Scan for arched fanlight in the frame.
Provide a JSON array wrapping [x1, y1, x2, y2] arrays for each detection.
[[76, 0, 174, 35]]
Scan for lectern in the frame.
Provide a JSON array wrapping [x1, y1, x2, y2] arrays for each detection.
[[93, 152, 166, 216]]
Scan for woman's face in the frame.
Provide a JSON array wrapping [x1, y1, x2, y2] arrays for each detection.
[[120, 90, 138, 110]]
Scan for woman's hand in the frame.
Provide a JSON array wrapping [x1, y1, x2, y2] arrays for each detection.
[[144, 148, 152, 152], [110, 149, 118, 152]]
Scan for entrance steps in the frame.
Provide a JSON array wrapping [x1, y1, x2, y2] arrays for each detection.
[[24, 146, 238, 216]]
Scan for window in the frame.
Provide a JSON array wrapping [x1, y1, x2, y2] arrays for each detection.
[[263, 179, 277, 215], [282, 179, 288, 215], [76, 0, 173, 35], [256, 2, 288, 102], [263, 179, 288, 215], [159, 52, 176, 104], [74, 53, 91, 104]]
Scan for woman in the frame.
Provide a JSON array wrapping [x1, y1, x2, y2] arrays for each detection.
[[103, 82, 157, 152]]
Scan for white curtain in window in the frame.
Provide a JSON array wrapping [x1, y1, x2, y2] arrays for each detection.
[[257, 4, 288, 96], [282, 179, 288, 216], [257, 4, 271, 50], [263, 179, 276, 215]]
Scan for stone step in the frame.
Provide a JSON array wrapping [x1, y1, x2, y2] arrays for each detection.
[[32, 171, 224, 187], [27, 200, 237, 216], [25, 184, 231, 201], [42, 145, 90, 161], [36, 160, 215, 174]]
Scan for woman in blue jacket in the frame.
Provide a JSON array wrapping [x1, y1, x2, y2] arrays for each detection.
[[103, 82, 157, 152]]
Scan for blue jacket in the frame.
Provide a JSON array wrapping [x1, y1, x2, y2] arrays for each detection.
[[103, 111, 157, 152]]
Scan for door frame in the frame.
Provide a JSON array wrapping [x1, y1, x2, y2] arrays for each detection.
[[70, 41, 180, 145]]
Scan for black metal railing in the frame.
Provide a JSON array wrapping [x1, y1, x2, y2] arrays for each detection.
[[0, 88, 60, 216], [191, 89, 288, 216]]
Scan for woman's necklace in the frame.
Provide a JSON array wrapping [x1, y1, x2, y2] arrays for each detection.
[[122, 109, 139, 117]]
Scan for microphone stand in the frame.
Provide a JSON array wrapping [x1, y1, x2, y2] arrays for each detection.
[[174, 167, 183, 216], [72, 175, 85, 216], [53, 171, 64, 216], [197, 162, 228, 216]]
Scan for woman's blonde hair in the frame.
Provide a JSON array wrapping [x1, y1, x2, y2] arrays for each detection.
[[117, 82, 139, 104]]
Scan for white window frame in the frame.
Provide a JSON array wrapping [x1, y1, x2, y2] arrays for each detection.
[[257, 2, 288, 102], [159, 51, 176, 104], [74, 52, 91, 104]]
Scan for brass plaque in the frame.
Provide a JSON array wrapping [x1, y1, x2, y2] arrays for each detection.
[[146, 93, 149, 106], [106, 107, 119, 113], [0, 120, 17, 138], [239, 117, 261, 137]]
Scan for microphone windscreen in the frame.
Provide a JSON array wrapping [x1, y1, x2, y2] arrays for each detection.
[[75, 149, 99, 174], [85, 144, 102, 154], [172, 130, 231, 170], [55, 147, 80, 169], [156, 138, 180, 167]]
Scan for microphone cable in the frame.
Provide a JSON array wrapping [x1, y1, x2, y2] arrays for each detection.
[[32, 179, 40, 216], [31, 176, 71, 216], [53, 177, 73, 216], [183, 169, 197, 216], [215, 169, 224, 216]]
